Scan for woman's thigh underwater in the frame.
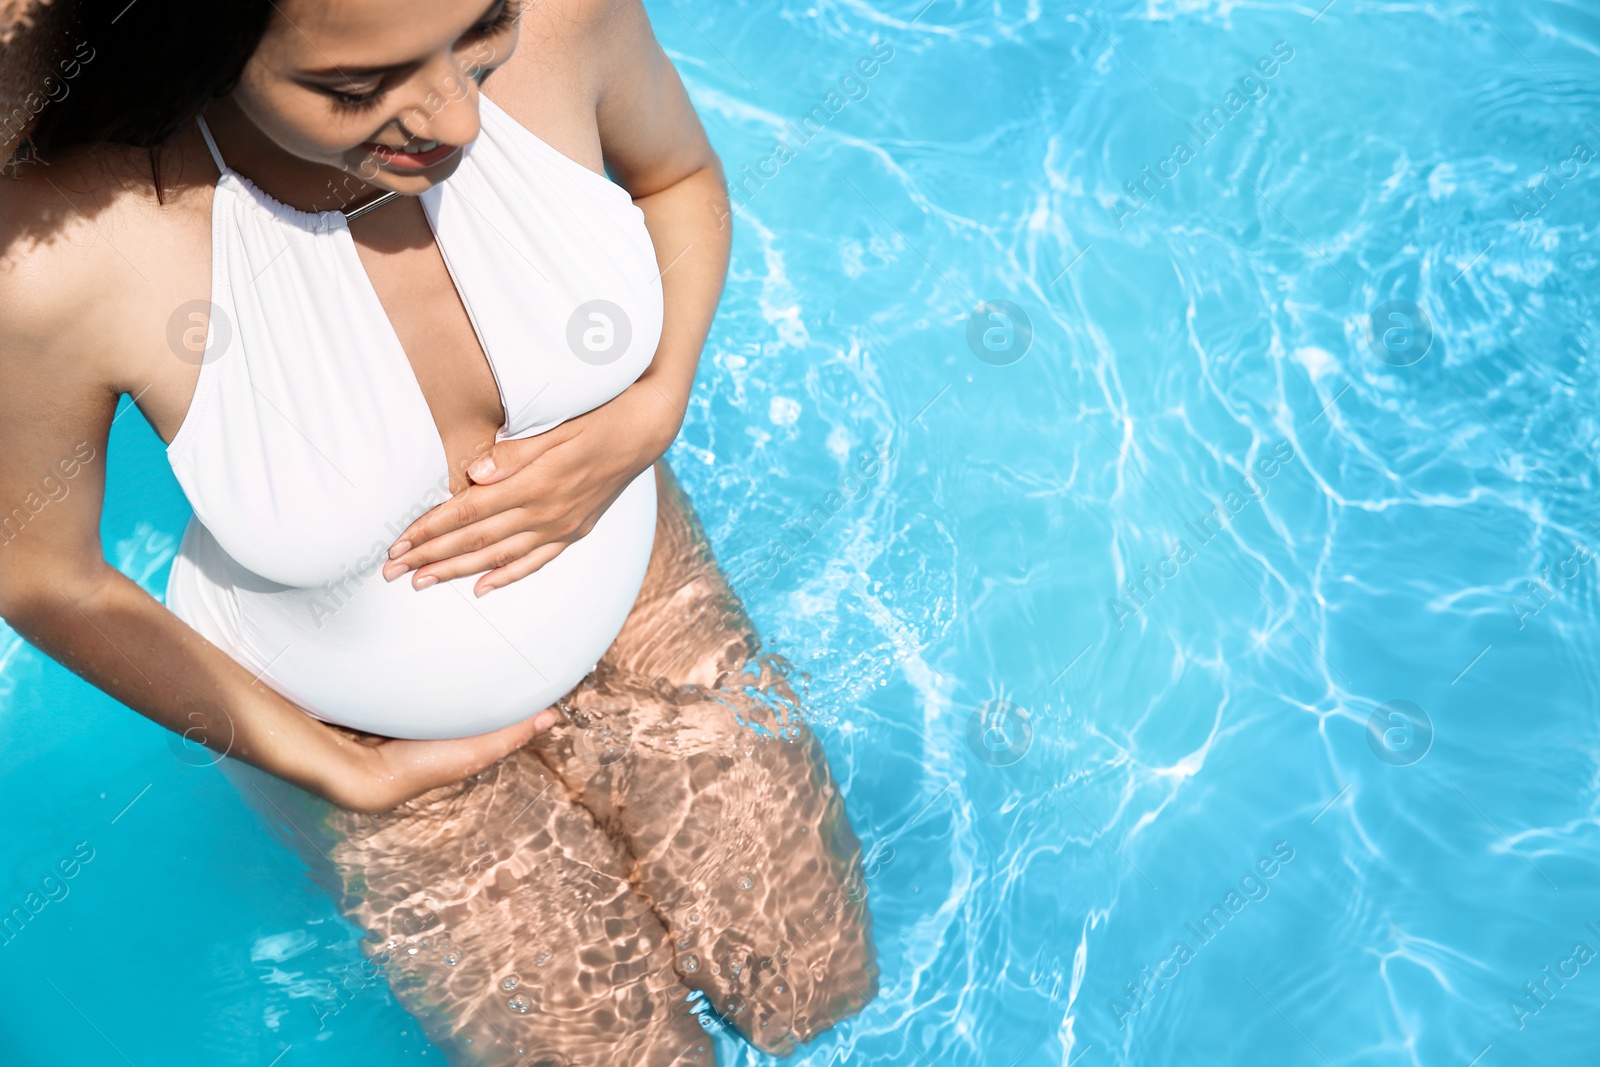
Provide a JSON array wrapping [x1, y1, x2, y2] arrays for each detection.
[[224, 746, 714, 1067], [528, 460, 879, 1056]]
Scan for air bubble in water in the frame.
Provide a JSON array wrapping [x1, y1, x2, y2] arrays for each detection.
[[680, 954, 700, 972], [507, 994, 531, 1014], [738, 875, 753, 890], [500, 974, 520, 992], [444, 951, 461, 966]]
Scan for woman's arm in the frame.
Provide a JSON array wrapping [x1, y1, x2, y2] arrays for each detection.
[[587, 0, 731, 432], [382, 0, 731, 594], [0, 188, 553, 813]]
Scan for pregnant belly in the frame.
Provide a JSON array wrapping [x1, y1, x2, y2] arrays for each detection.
[[166, 468, 658, 740]]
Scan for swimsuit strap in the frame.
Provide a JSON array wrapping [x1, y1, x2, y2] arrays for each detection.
[[195, 113, 227, 174]]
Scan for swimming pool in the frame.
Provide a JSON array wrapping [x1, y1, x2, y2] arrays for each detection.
[[4, 0, 1598, 1063]]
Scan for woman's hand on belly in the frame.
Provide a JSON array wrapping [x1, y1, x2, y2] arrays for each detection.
[[382, 384, 676, 596], [317, 706, 561, 814]]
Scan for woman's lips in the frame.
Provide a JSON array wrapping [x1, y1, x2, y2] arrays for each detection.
[[363, 140, 462, 171]]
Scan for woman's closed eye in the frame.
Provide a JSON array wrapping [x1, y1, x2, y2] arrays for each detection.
[[326, 84, 388, 112]]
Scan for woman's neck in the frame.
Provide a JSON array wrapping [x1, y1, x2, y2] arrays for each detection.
[[198, 97, 386, 217]]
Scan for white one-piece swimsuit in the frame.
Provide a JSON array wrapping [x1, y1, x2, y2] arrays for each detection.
[[163, 94, 665, 740]]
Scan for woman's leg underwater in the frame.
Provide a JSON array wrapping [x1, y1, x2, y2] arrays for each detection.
[[224, 749, 714, 1067], [530, 461, 879, 1056]]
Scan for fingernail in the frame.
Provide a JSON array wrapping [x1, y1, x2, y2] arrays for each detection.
[[382, 561, 407, 582], [475, 582, 494, 598], [413, 574, 437, 590], [388, 540, 411, 560], [469, 455, 495, 480], [534, 709, 558, 731]]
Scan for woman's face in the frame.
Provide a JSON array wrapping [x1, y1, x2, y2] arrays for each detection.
[[230, 0, 521, 193]]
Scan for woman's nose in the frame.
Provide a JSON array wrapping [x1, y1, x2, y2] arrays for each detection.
[[394, 56, 482, 147]]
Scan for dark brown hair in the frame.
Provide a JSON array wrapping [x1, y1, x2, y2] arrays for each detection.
[[3, 0, 274, 164]]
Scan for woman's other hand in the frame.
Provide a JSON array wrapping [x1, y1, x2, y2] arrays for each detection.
[[317, 707, 561, 814], [381, 382, 678, 597]]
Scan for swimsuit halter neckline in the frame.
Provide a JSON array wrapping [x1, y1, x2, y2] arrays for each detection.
[[194, 112, 404, 222]]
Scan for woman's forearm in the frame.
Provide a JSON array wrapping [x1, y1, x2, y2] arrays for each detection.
[[1, 564, 358, 797], [627, 159, 732, 457]]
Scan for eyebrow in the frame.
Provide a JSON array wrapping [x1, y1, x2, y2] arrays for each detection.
[[298, 0, 502, 79]]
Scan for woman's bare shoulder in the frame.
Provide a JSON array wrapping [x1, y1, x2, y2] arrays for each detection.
[[1, 147, 146, 308], [493, 0, 642, 103], [0, 144, 189, 381], [517, 0, 636, 42]]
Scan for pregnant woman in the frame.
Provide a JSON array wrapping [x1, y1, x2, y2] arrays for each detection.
[[0, 0, 876, 1061]]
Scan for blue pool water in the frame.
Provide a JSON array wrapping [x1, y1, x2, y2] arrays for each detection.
[[4, 1, 1599, 1063]]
